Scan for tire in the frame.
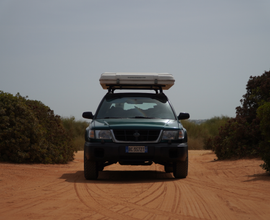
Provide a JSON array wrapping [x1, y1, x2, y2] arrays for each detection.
[[164, 165, 173, 173], [98, 165, 104, 171], [173, 155, 188, 179], [84, 153, 98, 180]]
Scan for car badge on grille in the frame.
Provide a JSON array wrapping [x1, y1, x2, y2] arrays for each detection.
[[133, 132, 140, 138]]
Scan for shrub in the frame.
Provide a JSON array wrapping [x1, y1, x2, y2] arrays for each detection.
[[0, 92, 43, 162], [181, 116, 230, 150], [61, 116, 88, 151], [210, 70, 270, 165], [257, 102, 270, 171], [0, 91, 76, 163], [209, 117, 259, 159]]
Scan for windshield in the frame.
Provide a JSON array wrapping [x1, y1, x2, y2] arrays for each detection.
[[95, 96, 176, 119]]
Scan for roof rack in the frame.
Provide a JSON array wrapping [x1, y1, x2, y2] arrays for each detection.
[[107, 84, 164, 94], [100, 72, 174, 93]]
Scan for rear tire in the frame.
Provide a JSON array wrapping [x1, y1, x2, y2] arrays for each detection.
[[173, 155, 188, 179], [84, 153, 98, 180]]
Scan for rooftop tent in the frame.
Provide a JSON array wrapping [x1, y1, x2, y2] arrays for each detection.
[[99, 72, 175, 91]]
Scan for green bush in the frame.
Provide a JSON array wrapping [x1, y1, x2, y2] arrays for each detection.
[[209, 70, 270, 167], [181, 116, 230, 150], [208, 117, 259, 159], [257, 102, 270, 171], [0, 91, 76, 164], [61, 116, 88, 151], [181, 120, 205, 150]]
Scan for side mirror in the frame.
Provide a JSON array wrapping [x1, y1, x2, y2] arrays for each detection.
[[82, 111, 94, 119], [178, 112, 190, 120]]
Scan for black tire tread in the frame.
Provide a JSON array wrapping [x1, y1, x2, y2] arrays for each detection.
[[173, 155, 188, 179], [84, 153, 98, 180], [164, 165, 174, 173]]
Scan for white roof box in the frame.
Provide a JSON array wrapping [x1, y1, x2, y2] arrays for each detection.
[[100, 72, 175, 90]]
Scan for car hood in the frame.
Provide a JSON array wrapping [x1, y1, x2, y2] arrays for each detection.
[[91, 118, 182, 130]]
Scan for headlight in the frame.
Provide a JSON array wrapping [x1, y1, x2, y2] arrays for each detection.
[[89, 130, 112, 139], [94, 130, 112, 139], [162, 130, 184, 140]]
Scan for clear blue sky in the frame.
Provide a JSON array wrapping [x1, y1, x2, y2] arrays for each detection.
[[1, 1, 270, 120]]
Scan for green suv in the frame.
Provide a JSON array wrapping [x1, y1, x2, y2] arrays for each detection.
[[82, 73, 190, 180]]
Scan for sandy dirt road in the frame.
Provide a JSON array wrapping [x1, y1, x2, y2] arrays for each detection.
[[0, 150, 270, 220]]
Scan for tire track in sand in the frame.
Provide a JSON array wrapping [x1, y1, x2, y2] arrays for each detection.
[[0, 176, 74, 218], [74, 170, 203, 220]]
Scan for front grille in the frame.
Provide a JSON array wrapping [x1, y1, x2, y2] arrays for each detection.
[[112, 129, 161, 142]]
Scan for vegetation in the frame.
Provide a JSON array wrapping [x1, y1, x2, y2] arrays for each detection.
[[61, 117, 88, 151], [182, 116, 230, 150], [2, 69, 270, 171], [257, 102, 270, 171], [0, 91, 76, 164], [206, 70, 270, 172]]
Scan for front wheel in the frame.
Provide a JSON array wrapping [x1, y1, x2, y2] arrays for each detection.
[[173, 155, 188, 179], [84, 153, 98, 180], [164, 165, 173, 173]]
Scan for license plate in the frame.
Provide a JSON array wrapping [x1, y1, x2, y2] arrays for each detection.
[[125, 146, 148, 153]]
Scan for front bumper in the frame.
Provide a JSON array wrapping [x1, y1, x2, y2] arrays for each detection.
[[84, 141, 188, 165]]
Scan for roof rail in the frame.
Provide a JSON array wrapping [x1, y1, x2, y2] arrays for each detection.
[[107, 84, 164, 94]]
